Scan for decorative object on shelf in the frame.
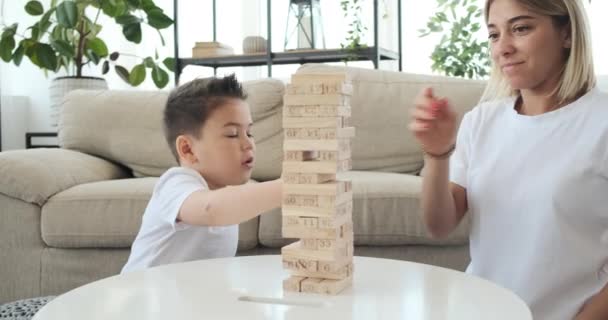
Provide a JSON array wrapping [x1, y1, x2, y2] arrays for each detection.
[[0, 0, 176, 126], [284, 0, 326, 51], [418, 0, 490, 79], [340, 0, 367, 62], [242, 36, 267, 54], [192, 42, 234, 58]]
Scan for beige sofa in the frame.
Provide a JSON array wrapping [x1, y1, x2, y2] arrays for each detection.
[[0, 64, 485, 303]]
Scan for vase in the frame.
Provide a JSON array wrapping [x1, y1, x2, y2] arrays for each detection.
[[49, 76, 108, 127]]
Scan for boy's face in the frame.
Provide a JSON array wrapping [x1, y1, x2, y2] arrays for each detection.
[[183, 98, 255, 189]]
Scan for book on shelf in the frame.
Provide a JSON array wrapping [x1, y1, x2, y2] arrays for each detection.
[[192, 42, 234, 58]]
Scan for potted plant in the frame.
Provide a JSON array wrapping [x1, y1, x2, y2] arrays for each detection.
[[0, 0, 175, 126], [418, 0, 490, 79]]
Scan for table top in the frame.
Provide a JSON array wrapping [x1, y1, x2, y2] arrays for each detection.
[[34, 255, 532, 320]]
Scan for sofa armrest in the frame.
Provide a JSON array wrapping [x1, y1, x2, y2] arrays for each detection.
[[0, 148, 131, 206]]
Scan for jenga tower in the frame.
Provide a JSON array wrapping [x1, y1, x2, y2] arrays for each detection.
[[281, 73, 355, 295]]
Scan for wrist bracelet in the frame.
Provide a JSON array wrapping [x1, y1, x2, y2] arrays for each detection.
[[423, 144, 456, 160]]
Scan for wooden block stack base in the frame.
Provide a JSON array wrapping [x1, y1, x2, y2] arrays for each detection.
[[281, 72, 355, 295]]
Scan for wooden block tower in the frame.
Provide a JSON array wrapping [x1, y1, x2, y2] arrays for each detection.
[[281, 73, 355, 295]]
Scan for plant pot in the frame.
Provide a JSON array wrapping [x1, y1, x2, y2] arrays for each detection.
[[49, 76, 108, 127]]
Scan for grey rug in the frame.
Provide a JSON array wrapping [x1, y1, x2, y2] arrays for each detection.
[[0, 296, 55, 320]]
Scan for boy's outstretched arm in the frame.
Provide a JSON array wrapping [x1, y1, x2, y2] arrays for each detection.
[[178, 179, 283, 226], [576, 283, 608, 320]]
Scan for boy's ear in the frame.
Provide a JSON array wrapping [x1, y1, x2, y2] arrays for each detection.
[[175, 135, 197, 164]]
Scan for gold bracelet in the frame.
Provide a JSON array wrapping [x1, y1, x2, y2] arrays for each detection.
[[423, 144, 456, 160]]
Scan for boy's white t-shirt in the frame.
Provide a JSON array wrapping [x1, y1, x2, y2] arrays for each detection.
[[122, 167, 238, 273], [450, 88, 608, 319]]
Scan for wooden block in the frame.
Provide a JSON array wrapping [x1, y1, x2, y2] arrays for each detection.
[[286, 82, 353, 96], [318, 276, 353, 295], [300, 277, 324, 293], [283, 199, 352, 217], [283, 138, 351, 152], [282, 210, 350, 230], [284, 94, 350, 107], [283, 117, 345, 129], [290, 73, 351, 84], [289, 263, 353, 280], [283, 255, 351, 274], [291, 275, 353, 295], [284, 148, 351, 162], [282, 159, 352, 174], [281, 240, 352, 261], [282, 172, 336, 184], [284, 105, 351, 118], [282, 220, 351, 239], [283, 216, 320, 228], [284, 180, 351, 196], [283, 151, 318, 161], [282, 256, 318, 272], [283, 275, 306, 292], [300, 233, 354, 251], [282, 191, 352, 211], [284, 127, 355, 140]]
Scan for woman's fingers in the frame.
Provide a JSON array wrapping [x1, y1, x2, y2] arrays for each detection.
[[409, 120, 433, 132], [411, 106, 436, 121]]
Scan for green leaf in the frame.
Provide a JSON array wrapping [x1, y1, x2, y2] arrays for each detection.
[[143, 56, 155, 68], [126, 0, 140, 7], [2, 23, 18, 39], [122, 23, 142, 43], [30, 25, 40, 40], [147, 9, 173, 29], [101, 1, 117, 16], [162, 57, 175, 71], [0, 36, 15, 62], [109, 51, 119, 61], [85, 50, 100, 64], [12, 44, 25, 66], [116, 14, 141, 25], [129, 63, 146, 86], [87, 37, 108, 57], [151, 65, 169, 88], [33, 43, 58, 70], [141, 0, 157, 13], [102, 60, 110, 74], [56, 1, 78, 28], [50, 39, 74, 58], [25, 1, 44, 16], [115, 65, 130, 82]]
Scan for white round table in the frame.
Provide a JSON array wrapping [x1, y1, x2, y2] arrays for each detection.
[[34, 255, 532, 320]]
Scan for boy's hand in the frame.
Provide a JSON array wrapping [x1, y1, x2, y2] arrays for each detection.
[[409, 87, 458, 156]]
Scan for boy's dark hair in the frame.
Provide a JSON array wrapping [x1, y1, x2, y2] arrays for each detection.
[[163, 74, 247, 162]]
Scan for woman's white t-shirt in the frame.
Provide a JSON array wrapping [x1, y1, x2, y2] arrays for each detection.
[[450, 88, 608, 319], [122, 167, 238, 273]]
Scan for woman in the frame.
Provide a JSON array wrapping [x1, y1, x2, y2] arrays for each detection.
[[410, 0, 608, 319]]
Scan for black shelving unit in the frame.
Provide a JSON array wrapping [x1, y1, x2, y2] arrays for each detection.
[[173, 0, 402, 82]]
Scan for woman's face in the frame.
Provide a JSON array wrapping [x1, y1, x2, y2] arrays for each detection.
[[487, 0, 571, 93]]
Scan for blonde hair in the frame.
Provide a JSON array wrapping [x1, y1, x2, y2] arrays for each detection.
[[480, 0, 596, 104]]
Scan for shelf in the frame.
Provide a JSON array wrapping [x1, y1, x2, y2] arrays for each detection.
[[174, 0, 403, 79], [180, 47, 399, 69]]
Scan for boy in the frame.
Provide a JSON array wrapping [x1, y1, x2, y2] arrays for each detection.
[[122, 75, 282, 273]]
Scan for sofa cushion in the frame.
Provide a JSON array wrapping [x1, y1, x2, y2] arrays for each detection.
[[258, 171, 470, 247], [296, 64, 486, 174], [59, 79, 285, 178], [0, 149, 130, 206], [41, 178, 259, 251]]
